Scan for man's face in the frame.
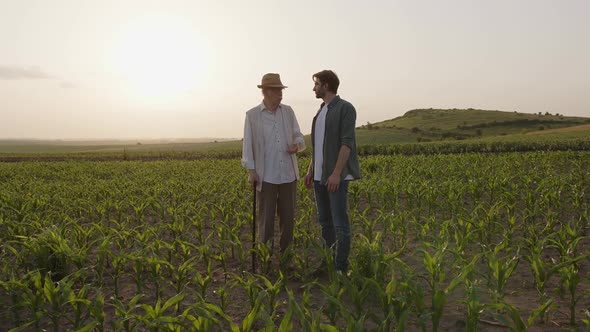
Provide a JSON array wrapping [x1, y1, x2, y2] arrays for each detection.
[[313, 78, 326, 99], [263, 88, 283, 104]]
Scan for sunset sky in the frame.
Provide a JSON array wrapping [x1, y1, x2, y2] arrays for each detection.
[[1, 0, 589, 139]]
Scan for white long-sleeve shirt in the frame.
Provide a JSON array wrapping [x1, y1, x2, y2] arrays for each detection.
[[242, 102, 306, 189], [261, 106, 296, 184]]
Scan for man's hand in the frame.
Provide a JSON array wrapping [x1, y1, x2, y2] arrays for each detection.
[[248, 170, 260, 189], [287, 143, 299, 154], [326, 173, 340, 192], [304, 172, 313, 189]]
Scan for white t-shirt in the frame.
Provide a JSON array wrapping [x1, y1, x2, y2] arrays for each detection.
[[313, 104, 328, 181]]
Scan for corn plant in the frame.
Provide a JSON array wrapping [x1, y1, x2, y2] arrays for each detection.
[[110, 294, 142, 332], [192, 261, 213, 300], [318, 279, 346, 325], [491, 299, 553, 331], [283, 286, 324, 331], [557, 263, 584, 326], [182, 302, 237, 331], [482, 241, 520, 303], [420, 241, 476, 332], [463, 278, 486, 332], [2, 152, 590, 331], [88, 291, 105, 332], [137, 293, 185, 331]]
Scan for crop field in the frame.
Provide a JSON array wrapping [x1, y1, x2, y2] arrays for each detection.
[[1, 152, 590, 331]]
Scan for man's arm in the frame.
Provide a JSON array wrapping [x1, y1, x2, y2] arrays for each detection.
[[326, 104, 356, 192], [241, 114, 260, 187], [241, 115, 254, 169], [325, 145, 351, 192]]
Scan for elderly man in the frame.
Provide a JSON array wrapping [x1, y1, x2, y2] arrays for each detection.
[[242, 73, 306, 256]]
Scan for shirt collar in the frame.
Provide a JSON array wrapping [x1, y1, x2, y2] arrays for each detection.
[[319, 95, 341, 111], [259, 102, 283, 112]]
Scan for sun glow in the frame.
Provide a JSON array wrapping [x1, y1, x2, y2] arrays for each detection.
[[110, 15, 207, 104]]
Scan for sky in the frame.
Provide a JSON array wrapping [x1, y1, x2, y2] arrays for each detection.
[[1, 0, 589, 140]]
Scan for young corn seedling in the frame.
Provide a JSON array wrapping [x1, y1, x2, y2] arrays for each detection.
[[169, 256, 197, 294], [339, 274, 374, 324], [130, 252, 147, 293], [137, 292, 185, 331], [240, 291, 274, 331], [491, 299, 553, 331], [525, 235, 588, 323], [450, 218, 476, 255], [197, 239, 214, 270], [318, 279, 346, 325], [95, 235, 112, 287], [189, 214, 205, 245], [88, 291, 105, 332], [131, 200, 149, 223], [0, 272, 28, 327], [463, 278, 487, 332], [380, 259, 415, 332], [283, 286, 324, 331], [64, 282, 94, 330], [145, 255, 173, 301], [192, 261, 213, 300], [212, 252, 228, 282], [547, 224, 588, 326], [173, 239, 197, 263], [21, 226, 74, 281], [557, 263, 584, 327], [259, 272, 286, 319], [40, 273, 80, 331], [420, 242, 476, 332], [110, 294, 143, 332], [483, 242, 520, 303], [352, 232, 394, 285], [182, 302, 237, 331], [17, 270, 46, 330], [213, 283, 231, 312], [254, 242, 273, 275], [109, 253, 127, 298]]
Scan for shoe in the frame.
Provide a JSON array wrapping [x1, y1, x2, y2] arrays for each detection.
[[335, 269, 351, 279]]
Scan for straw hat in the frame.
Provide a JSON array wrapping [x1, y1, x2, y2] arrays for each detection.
[[257, 73, 288, 88]]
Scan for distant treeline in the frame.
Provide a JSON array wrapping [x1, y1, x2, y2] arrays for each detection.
[[456, 118, 584, 130], [358, 139, 590, 156], [1, 138, 590, 162]]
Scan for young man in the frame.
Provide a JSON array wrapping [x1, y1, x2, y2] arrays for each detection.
[[242, 73, 306, 255], [304, 70, 361, 274]]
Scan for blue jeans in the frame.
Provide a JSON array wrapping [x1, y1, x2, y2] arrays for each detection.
[[314, 180, 351, 272]]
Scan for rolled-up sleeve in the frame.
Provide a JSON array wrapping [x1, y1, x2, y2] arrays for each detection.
[[241, 114, 255, 169], [340, 104, 356, 148]]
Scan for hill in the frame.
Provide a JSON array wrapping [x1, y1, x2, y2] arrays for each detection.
[[360, 108, 589, 143], [1, 109, 588, 157]]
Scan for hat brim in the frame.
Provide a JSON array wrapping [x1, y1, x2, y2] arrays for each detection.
[[257, 85, 288, 89]]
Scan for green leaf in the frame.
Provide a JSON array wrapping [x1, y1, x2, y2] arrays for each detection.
[[278, 305, 293, 332], [527, 299, 553, 327], [161, 293, 185, 313], [75, 322, 98, 332], [319, 324, 339, 332]]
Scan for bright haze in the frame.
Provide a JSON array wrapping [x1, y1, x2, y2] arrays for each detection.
[[1, 0, 589, 140]]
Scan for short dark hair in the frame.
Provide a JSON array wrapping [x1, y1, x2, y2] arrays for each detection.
[[313, 70, 339, 94]]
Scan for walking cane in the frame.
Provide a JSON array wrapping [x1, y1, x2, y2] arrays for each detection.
[[252, 182, 257, 273]]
